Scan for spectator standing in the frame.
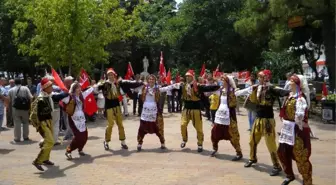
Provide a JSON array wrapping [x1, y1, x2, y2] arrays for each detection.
[[8, 78, 33, 142]]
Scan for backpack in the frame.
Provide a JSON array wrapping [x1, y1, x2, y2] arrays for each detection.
[[13, 86, 30, 110], [29, 97, 42, 129]]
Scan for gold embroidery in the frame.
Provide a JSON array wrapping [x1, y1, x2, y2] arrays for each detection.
[[285, 98, 296, 121], [293, 136, 313, 185], [228, 120, 241, 154]]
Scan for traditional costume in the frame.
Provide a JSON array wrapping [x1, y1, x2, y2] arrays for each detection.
[[180, 70, 220, 152], [98, 68, 143, 150], [31, 78, 69, 171], [210, 75, 242, 161], [137, 75, 180, 151], [244, 70, 290, 176], [62, 83, 93, 159], [277, 74, 312, 185]]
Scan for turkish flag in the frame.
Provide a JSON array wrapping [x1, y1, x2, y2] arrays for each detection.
[[200, 63, 206, 78], [213, 64, 221, 78], [175, 71, 180, 83], [51, 68, 68, 92], [80, 69, 90, 90], [84, 93, 98, 116], [159, 51, 166, 83], [238, 71, 250, 80], [124, 62, 134, 80], [166, 69, 172, 85]]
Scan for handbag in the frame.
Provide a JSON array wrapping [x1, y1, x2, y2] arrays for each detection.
[[65, 97, 76, 116], [13, 87, 30, 110]]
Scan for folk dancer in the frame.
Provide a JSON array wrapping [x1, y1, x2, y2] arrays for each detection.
[[98, 68, 143, 150], [210, 74, 242, 161], [180, 69, 220, 152], [137, 74, 180, 151], [277, 74, 312, 185], [63, 82, 94, 159], [244, 70, 290, 176], [31, 78, 69, 171]]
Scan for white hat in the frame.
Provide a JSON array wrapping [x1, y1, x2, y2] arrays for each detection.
[[64, 76, 74, 81], [45, 75, 54, 81]]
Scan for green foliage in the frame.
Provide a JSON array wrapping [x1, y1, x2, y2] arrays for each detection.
[[261, 50, 302, 82], [6, 0, 141, 75]]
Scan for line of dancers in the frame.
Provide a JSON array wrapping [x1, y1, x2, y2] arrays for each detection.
[[30, 68, 312, 185]]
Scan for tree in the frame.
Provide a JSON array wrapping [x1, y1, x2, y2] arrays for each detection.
[[6, 0, 140, 75], [262, 50, 302, 82], [235, 0, 335, 89], [157, 0, 264, 73]]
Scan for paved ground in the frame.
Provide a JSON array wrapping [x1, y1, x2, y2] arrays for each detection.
[[0, 105, 335, 185]]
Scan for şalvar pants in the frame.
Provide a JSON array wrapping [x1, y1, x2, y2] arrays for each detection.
[[249, 117, 281, 168], [137, 115, 165, 145], [13, 108, 29, 140], [181, 109, 203, 146], [105, 106, 126, 142], [34, 120, 54, 164], [67, 117, 88, 153], [278, 126, 312, 185], [211, 122, 242, 155]]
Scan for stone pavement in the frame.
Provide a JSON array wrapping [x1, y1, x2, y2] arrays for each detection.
[[0, 106, 335, 185]]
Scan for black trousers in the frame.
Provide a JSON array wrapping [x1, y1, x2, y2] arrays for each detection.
[[210, 109, 217, 123], [138, 94, 143, 116], [132, 92, 138, 115]]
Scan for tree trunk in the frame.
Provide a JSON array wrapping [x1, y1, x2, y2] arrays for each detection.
[[323, 15, 335, 90]]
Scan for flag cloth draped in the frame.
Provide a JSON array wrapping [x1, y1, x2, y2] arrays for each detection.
[[159, 51, 166, 83], [80, 69, 98, 116], [51, 68, 68, 92], [124, 62, 134, 80], [175, 71, 180, 83], [200, 63, 206, 78], [166, 69, 172, 85], [79, 68, 90, 90]]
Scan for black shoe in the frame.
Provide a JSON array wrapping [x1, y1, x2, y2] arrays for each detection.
[[180, 142, 186, 148], [65, 152, 72, 160], [281, 177, 295, 185], [39, 142, 43, 148], [232, 155, 243, 161], [210, 150, 217, 157], [54, 142, 61, 146], [244, 160, 257, 167], [32, 162, 44, 171], [270, 167, 282, 176], [137, 145, 142, 152], [103, 141, 109, 150], [197, 146, 203, 153], [78, 151, 86, 156], [160, 144, 166, 149], [121, 143, 128, 150], [24, 138, 31, 141], [247, 129, 251, 131], [43, 160, 54, 165], [14, 139, 20, 143]]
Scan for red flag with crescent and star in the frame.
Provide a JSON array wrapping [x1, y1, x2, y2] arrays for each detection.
[[124, 62, 134, 80], [79, 69, 97, 116]]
